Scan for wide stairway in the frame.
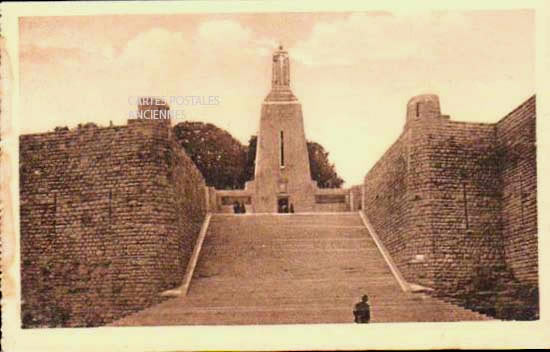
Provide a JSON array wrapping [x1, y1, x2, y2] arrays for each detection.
[[112, 213, 491, 326]]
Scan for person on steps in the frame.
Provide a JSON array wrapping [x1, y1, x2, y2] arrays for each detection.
[[353, 294, 371, 323]]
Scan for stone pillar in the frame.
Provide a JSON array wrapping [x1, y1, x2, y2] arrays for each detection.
[[248, 47, 316, 212]]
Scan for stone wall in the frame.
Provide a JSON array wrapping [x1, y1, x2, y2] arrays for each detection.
[[362, 95, 538, 319], [313, 188, 350, 212], [349, 185, 362, 211], [496, 96, 538, 286], [422, 120, 504, 295], [212, 189, 253, 213], [20, 118, 207, 328], [362, 134, 423, 282], [210, 187, 351, 213]]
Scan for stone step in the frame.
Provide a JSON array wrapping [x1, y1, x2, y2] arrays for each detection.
[[111, 213, 492, 326]]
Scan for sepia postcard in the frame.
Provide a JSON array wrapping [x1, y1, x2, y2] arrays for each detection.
[[1, 0, 550, 350]]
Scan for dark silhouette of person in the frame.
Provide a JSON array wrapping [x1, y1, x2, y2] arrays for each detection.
[[282, 203, 288, 213], [290, 203, 295, 213], [240, 202, 246, 214], [353, 294, 371, 323], [233, 201, 240, 214]]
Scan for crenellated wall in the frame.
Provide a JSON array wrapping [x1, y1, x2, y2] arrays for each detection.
[[363, 95, 538, 319], [20, 117, 207, 328]]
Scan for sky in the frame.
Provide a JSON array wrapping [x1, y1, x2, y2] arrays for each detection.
[[19, 10, 534, 186]]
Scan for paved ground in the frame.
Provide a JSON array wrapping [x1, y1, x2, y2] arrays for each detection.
[[112, 213, 491, 326]]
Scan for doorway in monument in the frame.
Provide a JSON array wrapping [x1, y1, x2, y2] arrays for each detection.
[[277, 197, 289, 213]]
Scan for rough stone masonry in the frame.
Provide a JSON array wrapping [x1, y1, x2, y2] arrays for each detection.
[[20, 106, 207, 327], [363, 94, 538, 319]]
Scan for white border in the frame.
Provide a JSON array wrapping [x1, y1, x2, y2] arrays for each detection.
[[1, 1, 549, 350]]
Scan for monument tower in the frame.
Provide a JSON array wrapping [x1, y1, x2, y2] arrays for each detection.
[[246, 46, 317, 212]]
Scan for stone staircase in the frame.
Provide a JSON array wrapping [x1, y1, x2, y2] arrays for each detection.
[[112, 213, 491, 326]]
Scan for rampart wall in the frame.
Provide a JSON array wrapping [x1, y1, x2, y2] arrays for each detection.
[[362, 95, 538, 319], [20, 118, 207, 327]]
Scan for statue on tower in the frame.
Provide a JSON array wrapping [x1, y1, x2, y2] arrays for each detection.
[[272, 45, 291, 88], [266, 45, 296, 102]]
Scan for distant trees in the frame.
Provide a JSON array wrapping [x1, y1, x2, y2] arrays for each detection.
[[173, 122, 248, 189], [244, 136, 343, 188], [173, 122, 343, 189], [307, 141, 344, 188], [243, 135, 257, 183]]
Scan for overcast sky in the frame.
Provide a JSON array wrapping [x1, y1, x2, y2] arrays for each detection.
[[19, 10, 534, 186]]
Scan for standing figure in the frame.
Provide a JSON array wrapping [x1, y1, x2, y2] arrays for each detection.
[[353, 294, 371, 323], [240, 202, 246, 214], [233, 201, 240, 214]]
